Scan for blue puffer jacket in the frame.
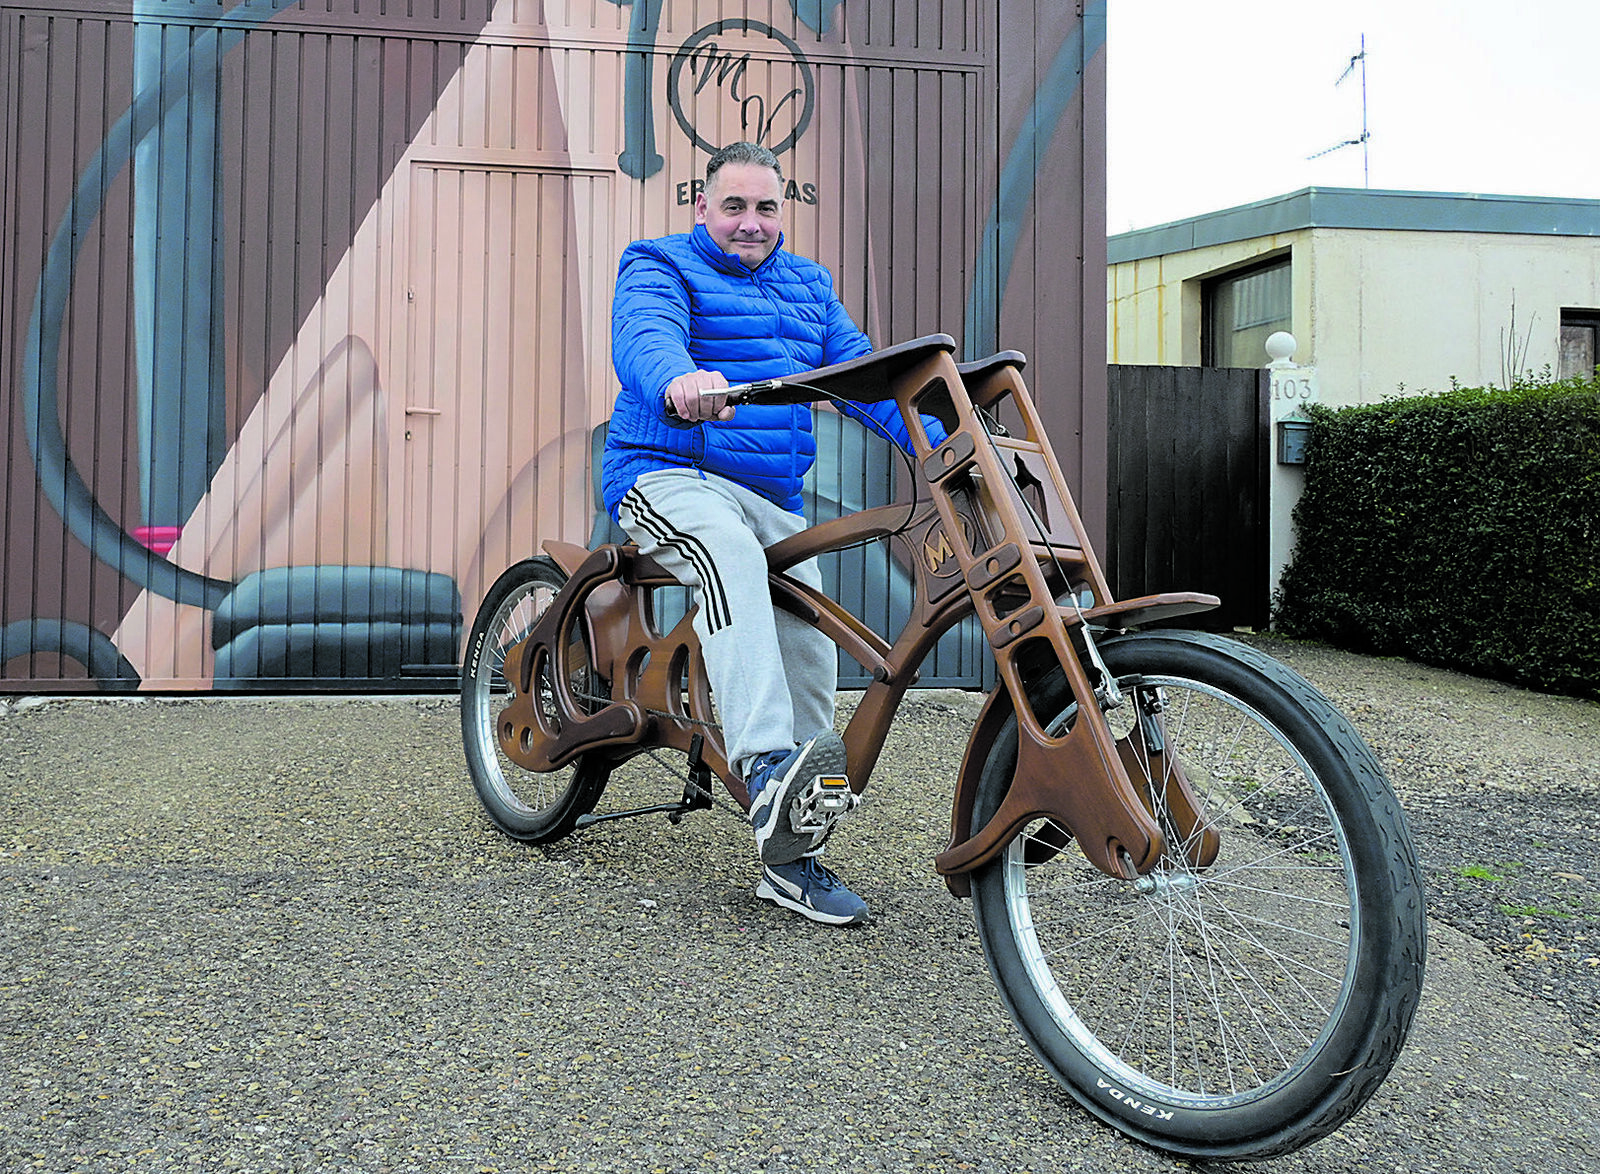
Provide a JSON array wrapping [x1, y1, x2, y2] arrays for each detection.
[[602, 225, 936, 517]]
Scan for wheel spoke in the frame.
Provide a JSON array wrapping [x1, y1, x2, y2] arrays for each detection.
[[970, 636, 1424, 1158], [991, 668, 1361, 1104]]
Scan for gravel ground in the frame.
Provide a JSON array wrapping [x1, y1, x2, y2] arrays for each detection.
[[1, 634, 1597, 1173]]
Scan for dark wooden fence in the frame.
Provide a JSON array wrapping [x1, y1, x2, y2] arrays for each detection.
[[1105, 366, 1270, 630]]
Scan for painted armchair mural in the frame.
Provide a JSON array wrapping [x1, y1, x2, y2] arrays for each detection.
[[0, 0, 1102, 692]]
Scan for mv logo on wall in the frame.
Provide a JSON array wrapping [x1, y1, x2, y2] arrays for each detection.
[[616, 2, 820, 201], [670, 21, 815, 158]]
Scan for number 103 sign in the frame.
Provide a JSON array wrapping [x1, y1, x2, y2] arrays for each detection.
[[1270, 367, 1320, 422]]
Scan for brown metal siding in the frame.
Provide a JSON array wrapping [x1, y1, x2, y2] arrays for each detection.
[[994, 0, 1106, 547], [1, 0, 1105, 692], [4, 12, 137, 685]]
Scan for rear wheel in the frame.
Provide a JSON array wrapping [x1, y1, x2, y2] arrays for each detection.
[[460, 558, 610, 843], [969, 631, 1426, 1160]]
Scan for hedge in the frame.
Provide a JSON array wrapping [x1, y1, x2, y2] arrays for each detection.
[[1273, 375, 1599, 698]]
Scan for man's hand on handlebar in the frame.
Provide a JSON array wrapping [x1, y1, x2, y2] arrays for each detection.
[[664, 370, 736, 423]]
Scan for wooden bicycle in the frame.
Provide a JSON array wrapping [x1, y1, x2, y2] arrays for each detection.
[[460, 335, 1427, 1160]]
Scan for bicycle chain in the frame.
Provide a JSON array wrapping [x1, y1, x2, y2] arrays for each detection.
[[571, 690, 748, 823], [639, 747, 749, 822]]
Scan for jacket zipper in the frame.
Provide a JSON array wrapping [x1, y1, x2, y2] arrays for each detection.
[[750, 267, 803, 484]]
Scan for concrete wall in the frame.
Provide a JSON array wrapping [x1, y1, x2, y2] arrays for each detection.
[[1306, 228, 1600, 404]]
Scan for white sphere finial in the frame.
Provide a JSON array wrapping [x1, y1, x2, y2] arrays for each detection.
[[1265, 331, 1298, 367]]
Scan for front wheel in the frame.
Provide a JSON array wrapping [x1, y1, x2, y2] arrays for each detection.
[[970, 631, 1426, 1161], [460, 557, 611, 843]]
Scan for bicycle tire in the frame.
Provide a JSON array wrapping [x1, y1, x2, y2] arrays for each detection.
[[460, 557, 611, 843], [969, 630, 1426, 1160]]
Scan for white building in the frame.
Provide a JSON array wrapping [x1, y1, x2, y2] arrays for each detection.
[[1108, 187, 1600, 398], [1106, 187, 1600, 606]]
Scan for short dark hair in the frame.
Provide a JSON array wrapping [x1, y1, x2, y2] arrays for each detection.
[[705, 141, 784, 186]]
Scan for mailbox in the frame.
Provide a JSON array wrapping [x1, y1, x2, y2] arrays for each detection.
[[1277, 419, 1312, 465]]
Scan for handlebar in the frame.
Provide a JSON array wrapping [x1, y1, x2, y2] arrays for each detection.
[[658, 335, 971, 422]]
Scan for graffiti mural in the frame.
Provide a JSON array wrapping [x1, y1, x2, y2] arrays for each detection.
[[0, 0, 1104, 692]]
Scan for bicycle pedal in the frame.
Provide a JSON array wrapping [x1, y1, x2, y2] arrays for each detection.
[[788, 774, 860, 835]]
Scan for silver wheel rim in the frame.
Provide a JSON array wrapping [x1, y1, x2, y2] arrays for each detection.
[[1001, 675, 1360, 1107], [468, 578, 576, 818]]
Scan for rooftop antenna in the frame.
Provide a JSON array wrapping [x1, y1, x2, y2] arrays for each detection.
[[1307, 33, 1370, 185]]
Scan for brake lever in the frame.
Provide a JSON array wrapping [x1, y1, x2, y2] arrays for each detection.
[[663, 379, 782, 420], [725, 379, 781, 403]]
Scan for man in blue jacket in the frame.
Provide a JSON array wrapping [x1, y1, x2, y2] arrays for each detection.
[[603, 142, 930, 926]]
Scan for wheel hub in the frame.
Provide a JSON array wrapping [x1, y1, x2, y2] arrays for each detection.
[[1132, 868, 1199, 897]]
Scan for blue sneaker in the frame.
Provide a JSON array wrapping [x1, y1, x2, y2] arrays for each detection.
[[746, 730, 855, 865], [756, 857, 871, 926]]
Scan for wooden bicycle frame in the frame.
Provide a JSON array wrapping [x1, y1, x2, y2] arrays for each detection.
[[495, 335, 1220, 893]]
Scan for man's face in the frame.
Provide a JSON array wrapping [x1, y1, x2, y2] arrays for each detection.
[[696, 161, 784, 268]]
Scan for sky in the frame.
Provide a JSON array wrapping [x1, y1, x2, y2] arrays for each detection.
[[1105, 0, 1600, 233]]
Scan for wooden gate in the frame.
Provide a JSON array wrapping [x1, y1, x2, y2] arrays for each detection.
[[1105, 366, 1269, 630]]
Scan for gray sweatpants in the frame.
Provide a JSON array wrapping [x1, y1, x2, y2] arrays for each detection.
[[617, 468, 836, 779]]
